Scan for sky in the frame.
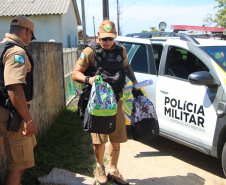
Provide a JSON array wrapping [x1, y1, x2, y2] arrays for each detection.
[[76, 0, 218, 37]]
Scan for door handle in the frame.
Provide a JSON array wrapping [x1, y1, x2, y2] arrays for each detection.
[[160, 90, 168, 94]]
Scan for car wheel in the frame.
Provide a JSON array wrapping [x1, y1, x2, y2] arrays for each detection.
[[222, 142, 226, 177]]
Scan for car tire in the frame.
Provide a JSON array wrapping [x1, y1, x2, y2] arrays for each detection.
[[222, 142, 226, 177]]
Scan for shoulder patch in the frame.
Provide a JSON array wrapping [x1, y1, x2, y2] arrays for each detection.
[[14, 55, 25, 64], [80, 52, 86, 59]]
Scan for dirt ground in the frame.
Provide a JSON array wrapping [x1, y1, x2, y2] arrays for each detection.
[[106, 129, 226, 185], [68, 97, 225, 185]]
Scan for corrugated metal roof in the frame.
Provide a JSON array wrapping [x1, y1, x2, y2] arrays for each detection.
[[0, 0, 71, 16]]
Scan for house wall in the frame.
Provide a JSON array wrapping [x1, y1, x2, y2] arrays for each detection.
[[62, 0, 79, 48], [0, 15, 63, 43], [0, 11, 79, 48], [29, 15, 63, 44], [0, 16, 14, 39]]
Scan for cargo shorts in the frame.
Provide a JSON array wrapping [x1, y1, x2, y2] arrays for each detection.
[[91, 100, 127, 144], [0, 106, 36, 171]]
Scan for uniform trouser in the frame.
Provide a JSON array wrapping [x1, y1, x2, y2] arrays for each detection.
[[91, 100, 127, 144], [0, 106, 36, 171]]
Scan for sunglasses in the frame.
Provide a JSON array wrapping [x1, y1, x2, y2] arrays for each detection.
[[101, 37, 114, 41], [28, 29, 35, 41], [31, 32, 35, 41]]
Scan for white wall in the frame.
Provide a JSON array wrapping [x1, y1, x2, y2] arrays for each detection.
[[0, 15, 63, 44], [0, 6, 79, 48], [29, 15, 63, 44], [62, 0, 79, 48], [0, 17, 14, 40]]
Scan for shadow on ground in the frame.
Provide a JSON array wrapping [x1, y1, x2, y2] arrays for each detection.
[[93, 173, 205, 185], [126, 126, 225, 179], [127, 173, 205, 185]]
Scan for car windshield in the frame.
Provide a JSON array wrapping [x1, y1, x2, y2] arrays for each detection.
[[201, 46, 226, 72]]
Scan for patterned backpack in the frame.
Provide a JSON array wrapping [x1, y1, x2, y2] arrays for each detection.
[[83, 75, 117, 134], [131, 89, 159, 140]]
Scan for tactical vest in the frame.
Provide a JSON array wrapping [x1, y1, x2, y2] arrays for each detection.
[[84, 42, 126, 101], [0, 41, 34, 108]]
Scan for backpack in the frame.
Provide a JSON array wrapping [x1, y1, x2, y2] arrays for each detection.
[[83, 76, 117, 134], [131, 90, 159, 140]]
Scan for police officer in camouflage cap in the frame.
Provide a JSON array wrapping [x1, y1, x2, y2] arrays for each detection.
[[73, 19, 139, 185]]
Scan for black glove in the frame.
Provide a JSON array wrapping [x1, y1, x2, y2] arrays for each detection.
[[132, 89, 143, 98]]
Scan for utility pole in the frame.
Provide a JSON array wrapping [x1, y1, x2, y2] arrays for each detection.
[[93, 16, 96, 41], [103, 0, 109, 20], [117, 0, 120, 36], [81, 0, 86, 44]]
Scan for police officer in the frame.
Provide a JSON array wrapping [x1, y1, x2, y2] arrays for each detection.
[[0, 16, 37, 185], [73, 19, 138, 185]]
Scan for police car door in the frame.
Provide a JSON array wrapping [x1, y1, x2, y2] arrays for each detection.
[[156, 42, 219, 150], [117, 38, 157, 124]]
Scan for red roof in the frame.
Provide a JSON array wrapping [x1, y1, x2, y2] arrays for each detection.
[[171, 25, 225, 33]]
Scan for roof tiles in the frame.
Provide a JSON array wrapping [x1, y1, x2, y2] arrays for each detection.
[[0, 0, 71, 16]]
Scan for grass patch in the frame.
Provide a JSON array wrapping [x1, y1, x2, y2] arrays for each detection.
[[22, 105, 96, 184]]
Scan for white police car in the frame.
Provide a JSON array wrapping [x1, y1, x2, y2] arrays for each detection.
[[115, 33, 226, 177]]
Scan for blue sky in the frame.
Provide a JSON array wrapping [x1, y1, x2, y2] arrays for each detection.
[[77, 0, 218, 36]]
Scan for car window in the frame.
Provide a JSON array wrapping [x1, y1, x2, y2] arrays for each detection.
[[152, 44, 163, 73], [165, 46, 209, 80], [120, 42, 148, 73], [201, 46, 226, 73]]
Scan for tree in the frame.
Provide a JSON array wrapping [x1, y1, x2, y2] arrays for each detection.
[[204, 0, 226, 28], [141, 27, 160, 33]]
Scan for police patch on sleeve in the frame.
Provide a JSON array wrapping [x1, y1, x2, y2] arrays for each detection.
[[80, 52, 86, 59], [14, 55, 25, 64]]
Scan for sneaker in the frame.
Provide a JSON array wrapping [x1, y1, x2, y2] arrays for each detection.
[[96, 166, 108, 184], [107, 169, 129, 185]]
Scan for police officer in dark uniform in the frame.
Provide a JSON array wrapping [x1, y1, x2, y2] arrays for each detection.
[[73, 19, 138, 185], [0, 16, 37, 185]]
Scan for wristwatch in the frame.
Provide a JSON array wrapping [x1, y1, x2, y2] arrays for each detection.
[[85, 76, 90, 85]]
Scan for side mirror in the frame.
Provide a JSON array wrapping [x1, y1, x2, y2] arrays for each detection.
[[188, 71, 219, 87]]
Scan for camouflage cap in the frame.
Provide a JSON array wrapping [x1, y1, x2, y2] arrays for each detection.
[[99, 19, 117, 39]]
